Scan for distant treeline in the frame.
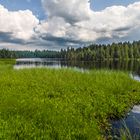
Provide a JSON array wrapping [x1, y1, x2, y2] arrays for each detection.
[[16, 50, 60, 58], [61, 41, 140, 61], [0, 49, 60, 58], [0, 40, 140, 60]]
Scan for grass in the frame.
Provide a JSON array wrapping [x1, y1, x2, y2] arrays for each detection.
[[0, 59, 140, 139]]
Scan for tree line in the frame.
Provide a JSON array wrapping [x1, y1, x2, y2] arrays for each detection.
[[0, 40, 140, 60], [0, 49, 60, 58], [61, 41, 140, 61]]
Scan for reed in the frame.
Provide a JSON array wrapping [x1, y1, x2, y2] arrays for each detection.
[[0, 59, 140, 139]]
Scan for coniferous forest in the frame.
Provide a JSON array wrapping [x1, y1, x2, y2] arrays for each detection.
[[61, 41, 140, 61], [0, 40, 140, 60]]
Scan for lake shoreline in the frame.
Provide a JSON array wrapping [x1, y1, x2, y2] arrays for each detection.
[[1, 59, 140, 139]]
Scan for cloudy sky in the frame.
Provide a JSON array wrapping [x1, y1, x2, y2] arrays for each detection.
[[0, 0, 140, 50]]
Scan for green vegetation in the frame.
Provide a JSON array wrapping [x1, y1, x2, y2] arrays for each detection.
[[1, 40, 140, 60], [15, 50, 60, 58], [0, 59, 140, 139], [0, 49, 60, 58], [61, 40, 140, 61]]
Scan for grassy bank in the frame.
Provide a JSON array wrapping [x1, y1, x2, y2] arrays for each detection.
[[0, 60, 140, 139]]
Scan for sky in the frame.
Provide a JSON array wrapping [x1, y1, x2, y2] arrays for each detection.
[[0, 0, 140, 50]]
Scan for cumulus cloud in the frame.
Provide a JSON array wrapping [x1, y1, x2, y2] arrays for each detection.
[[0, 5, 39, 40], [39, 0, 140, 46], [1, 1, 140, 50], [42, 0, 91, 23]]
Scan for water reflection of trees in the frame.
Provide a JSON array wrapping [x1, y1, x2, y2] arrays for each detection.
[[61, 60, 140, 76], [16, 59, 140, 76]]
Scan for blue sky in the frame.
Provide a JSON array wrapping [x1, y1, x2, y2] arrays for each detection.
[[1, 0, 139, 19], [91, 0, 140, 10], [0, 0, 140, 50], [0, 0, 45, 19]]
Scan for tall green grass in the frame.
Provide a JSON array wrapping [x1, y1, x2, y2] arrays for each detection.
[[0, 60, 140, 139]]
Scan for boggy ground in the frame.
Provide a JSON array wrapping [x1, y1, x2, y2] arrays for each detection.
[[0, 59, 140, 140]]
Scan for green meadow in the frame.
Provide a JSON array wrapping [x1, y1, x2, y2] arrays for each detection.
[[0, 59, 140, 140]]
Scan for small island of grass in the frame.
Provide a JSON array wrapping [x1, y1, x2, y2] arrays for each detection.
[[0, 59, 140, 139]]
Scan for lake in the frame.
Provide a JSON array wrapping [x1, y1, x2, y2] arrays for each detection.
[[14, 58, 140, 74], [14, 58, 140, 138], [14, 58, 140, 81], [111, 105, 140, 139]]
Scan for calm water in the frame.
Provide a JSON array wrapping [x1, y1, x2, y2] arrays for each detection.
[[111, 105, 140, 139], [14, 58, 140, 138], [14, 58, 140, 74], [14, 58, 140, 80]]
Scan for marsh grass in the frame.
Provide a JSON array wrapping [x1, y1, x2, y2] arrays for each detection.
[[0, 59, 140, 139]]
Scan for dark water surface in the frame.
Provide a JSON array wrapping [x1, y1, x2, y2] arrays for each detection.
[[111, 105, 140, 139], [14, 58, 140, 81], [14, 58, 140, 139], [14, 58, 140, 74]]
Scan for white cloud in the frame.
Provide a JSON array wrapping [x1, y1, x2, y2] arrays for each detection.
[[1, 1, 140, 50], [0, 5, 39, 40], [40, 0, 140, 44], [42, 0, 91, 23], [36, 17, 70, 37]]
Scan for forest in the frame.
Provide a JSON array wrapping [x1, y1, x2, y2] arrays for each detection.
[[62, 40, 140, 61], [0, 40, 140, 60], [0, 49, 60, 58]]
